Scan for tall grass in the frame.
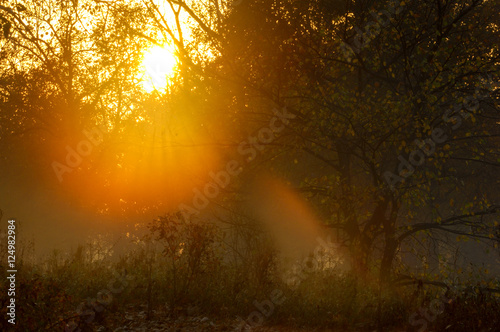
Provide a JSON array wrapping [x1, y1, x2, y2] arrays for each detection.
[[0, 215, 498, 331]]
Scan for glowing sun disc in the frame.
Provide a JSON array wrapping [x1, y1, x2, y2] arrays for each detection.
[[142, 45, 178, 92]]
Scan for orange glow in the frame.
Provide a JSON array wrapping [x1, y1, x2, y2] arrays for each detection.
[[248, 174, 332, 260], [47, 109, 224, 217]]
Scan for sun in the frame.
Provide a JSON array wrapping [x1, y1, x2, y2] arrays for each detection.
[[141, 45, 179, 92]]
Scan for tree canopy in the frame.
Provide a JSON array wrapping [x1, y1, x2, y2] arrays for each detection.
[[1, 0, 499, 283]]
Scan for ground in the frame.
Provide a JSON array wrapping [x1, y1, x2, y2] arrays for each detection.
[[98, 304, 403, 332]]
